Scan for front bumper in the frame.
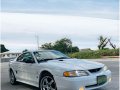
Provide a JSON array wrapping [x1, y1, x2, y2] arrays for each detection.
[[54, 70, 111, 90]]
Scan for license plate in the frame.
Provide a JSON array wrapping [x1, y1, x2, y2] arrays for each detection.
[[97, 75, 107, 85]]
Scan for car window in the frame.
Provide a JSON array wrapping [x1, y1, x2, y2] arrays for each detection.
[[22, 52, 35, 63], [17, 54, 24, 62]]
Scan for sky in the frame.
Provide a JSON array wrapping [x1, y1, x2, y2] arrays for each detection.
[[1, 0, 119, 52], [1, 0, 119, 19]]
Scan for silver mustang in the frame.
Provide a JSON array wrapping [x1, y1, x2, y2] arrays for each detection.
[[9, 50, 111, 90]]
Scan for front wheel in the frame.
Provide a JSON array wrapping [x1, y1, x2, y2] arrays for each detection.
[[40, 74, 57, 90], [9, 70, 17, 85]]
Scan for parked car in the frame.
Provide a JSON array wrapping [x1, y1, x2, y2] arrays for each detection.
[[9, 50, 111, 90]]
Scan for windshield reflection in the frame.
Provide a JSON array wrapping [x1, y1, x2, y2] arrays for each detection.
[[33, 50, 70, 62]]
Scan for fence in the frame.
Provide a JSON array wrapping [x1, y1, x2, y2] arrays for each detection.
[[0, 52, 21, 58]]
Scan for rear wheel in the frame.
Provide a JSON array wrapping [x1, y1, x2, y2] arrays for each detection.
[[40, 73, 57, 90], [9, 70, 18, 85]]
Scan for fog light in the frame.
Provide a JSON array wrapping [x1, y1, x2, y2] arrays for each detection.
[[79, 87, 84, 90]]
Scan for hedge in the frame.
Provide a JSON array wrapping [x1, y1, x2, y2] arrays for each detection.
[[68, 49, 119, 59]]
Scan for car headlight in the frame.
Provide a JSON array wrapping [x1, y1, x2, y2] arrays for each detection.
[[103, 66, 108, 71], [63, 70, 88, 77]]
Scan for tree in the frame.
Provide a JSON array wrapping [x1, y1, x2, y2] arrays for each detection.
[[0, 44, 9, 53], [41, 38, 79, 53], [53, 38, 72, 53], [108, 38, 116, 49], [98, 36, 108, 50], [41, 43, 53, 49], [98, 36, 117, 50], [71, 46, 79, 53]]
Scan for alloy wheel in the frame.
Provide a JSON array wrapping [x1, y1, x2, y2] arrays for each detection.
[[10, 71, 15, 84], [40, 76, 57, 90]]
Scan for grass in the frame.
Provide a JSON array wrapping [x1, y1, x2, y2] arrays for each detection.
[[68, 49, 119, 59]]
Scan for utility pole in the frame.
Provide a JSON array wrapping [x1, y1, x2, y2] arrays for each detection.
[[35, 35, 39, 50]]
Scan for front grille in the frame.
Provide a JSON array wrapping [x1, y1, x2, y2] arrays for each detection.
[[88, 68, 102, 73]]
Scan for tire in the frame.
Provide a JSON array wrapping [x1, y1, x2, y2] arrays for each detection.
[[39, 73, 57, 90], [9, 70, 18, 85]]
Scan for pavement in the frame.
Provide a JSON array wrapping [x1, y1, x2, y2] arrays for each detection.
[[1, 58, 119, 90]]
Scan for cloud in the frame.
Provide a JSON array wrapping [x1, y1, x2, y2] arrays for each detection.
[[1, 12, 119, 51], [1, 0, 119, 19]]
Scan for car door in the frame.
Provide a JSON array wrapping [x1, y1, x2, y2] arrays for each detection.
[[15, 54, 25, 81], [21, 52, 39, 85]]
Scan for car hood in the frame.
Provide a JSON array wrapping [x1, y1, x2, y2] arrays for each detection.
[[47, 58, 104, 70]]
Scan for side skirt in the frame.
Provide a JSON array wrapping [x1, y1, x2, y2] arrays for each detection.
[[16, 79, 39, 88]]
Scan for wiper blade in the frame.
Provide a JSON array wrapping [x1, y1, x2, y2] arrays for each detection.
[[55, 57, 70, 59], [38, 58, 54, 63], [43, 58, 55, 60]]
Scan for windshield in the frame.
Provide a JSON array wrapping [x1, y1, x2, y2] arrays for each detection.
[[33, 50, 70, 62]]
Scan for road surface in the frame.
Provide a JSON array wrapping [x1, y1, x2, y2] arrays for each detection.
[[1, 58, 119, 90]]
